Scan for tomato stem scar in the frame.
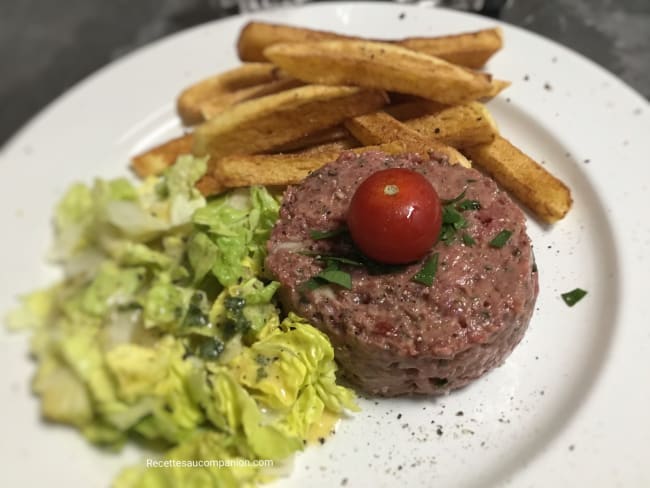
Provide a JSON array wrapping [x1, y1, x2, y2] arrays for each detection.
[[384, 184, 399, 196]]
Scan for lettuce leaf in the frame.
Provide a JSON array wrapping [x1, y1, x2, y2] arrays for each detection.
[[7, 164, 357, 488]]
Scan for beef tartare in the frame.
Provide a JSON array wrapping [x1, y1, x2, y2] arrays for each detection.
[[265, 151, 538, 396]]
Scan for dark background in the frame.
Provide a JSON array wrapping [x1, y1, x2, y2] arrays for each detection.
[[1, 0, 648, 147]]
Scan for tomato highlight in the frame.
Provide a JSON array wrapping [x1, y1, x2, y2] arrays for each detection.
[[346, 168, 442, 264]]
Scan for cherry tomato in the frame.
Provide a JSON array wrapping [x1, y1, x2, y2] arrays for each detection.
[[346, 168, 442, 264]]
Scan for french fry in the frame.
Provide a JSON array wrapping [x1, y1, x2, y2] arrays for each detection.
[[398, 28, 503, 68], [271, 126, 355, 152], [404, 102, 497, 148], [132, 103, 490, 179], [177, 63, 283, 125], [199, 77, 303, 121], [344, 111, 471, 167], [483, 79, 511, 99], [207, 143, 411, 193], [237, 22, 502, 68], [384, 99, 446, 120], [196, 173, 226, 196], [292, 139, 359, 156], [202, 139, 470, 197], [212, 150, 339, 190], [264, 40, 494, 105], [192, 85, 388, 159], [463, 136, 572, 223], [131, 133, 193, 178]]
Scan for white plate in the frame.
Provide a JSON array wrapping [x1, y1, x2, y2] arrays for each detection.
[[1, 2, 648, 487]]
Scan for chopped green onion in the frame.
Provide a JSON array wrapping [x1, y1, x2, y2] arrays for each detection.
[[412, 253, 439, 286], [309, 228, 346, 240], [462, 233, 476, 246], [489, 230, 513, 248], [561, 288, 587, 306]]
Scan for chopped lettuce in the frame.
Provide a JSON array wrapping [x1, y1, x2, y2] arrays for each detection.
[[7, 156, 357, 487]]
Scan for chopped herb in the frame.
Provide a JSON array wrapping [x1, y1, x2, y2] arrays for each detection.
[[303, 260, 353, 290], [255, 366, 268, 382], [438, 188, 480, 245], [221, 296, 251, 339], [561, 288, 587, 306], [462, 233, 476, 246], [255, 354, 271, 366], [224, 296, 245, 312], [302, 278, 322, 291], [489, 230, 513, 248], [309, 228, 346, 240], [299, 252, 363, 267], [442, 205, 465, 226], [456, 199, 481, 211], [442, 188, 467, 205], [412, 253, 439, 286], [183, 303, 209, 327], [438, 225, 457, 245], [198, 337, 224, 361], [316, 268, 352, 289]]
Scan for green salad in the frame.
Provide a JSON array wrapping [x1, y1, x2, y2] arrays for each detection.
[[7, 155, 358, 487]]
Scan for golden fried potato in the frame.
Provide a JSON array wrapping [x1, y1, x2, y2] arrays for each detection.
[[344, 111, 471, 167], [270, 125, 354, 152], [237, 22, 502, 68], [464, 136, 573, 223], [483, 79, 511, 99], [177, 63, 283, 125], [196, 173, 226, 196], [264, 40, 494, 105], [131, 133, 193, 178], [384, 99, 446, 120], [201, 138, 471, 197], [198, 77, 303, 121], [291, 139, 359, 156], [398, 28, 503, 69], [211, 151, 339, 190], [192, 85, 388, 159], [404, 102, 497, 148]]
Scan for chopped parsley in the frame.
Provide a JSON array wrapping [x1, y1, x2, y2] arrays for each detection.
[[489, 230, 513, 248], [561, 288, 587, 306], [412, 253, 439, 286]]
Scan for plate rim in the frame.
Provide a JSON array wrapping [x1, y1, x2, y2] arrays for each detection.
[[1, 3, 649, 486]]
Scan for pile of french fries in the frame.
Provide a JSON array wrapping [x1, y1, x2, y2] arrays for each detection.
[[132, 21, 572, 223]]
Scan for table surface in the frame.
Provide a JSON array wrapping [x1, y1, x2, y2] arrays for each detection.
[[1, 0, 648, 147]]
